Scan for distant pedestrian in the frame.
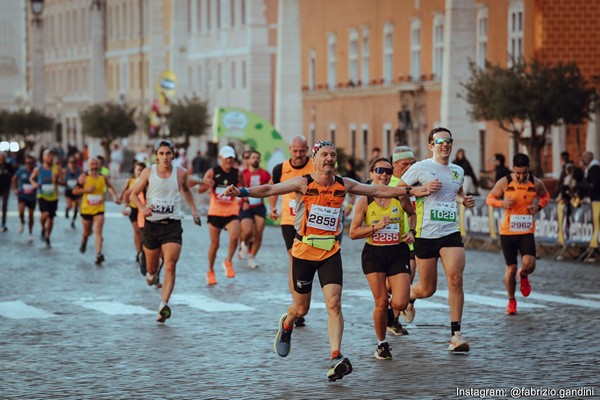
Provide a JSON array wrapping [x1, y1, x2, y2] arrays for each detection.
[[493, 153, 512, 183], [581, 151, 600, 202], [0, 152, 16, 232], [192, 151, 209, 177], [12, 155, 37, 240], [30, 149, 60, 247], [453, 149, 479, 195]]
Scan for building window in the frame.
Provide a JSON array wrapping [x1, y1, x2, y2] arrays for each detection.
[[476, 7, 488, 68], [241, 60, 247, 88], [329, 124, 336, 143], [309, 49, 316, 91], [230, 0, 235, 27], [383, 123, 392, 157], [383, 24, 393, 84], [207, 0, 211, 31], [361, 28, 369, 86], [197, 64, 203, 94], [196, 0, 203, 32], [327, 33, 337, 89], [217, 0, 221, 29], [348, 30, 358, 84], [410, 19, 421, 81], [349, 124, 357, 158], [241, 0, 246, 24], [508, 0, 524, 66], [432, 15, 444, 80], [218, 62, 222, 89], [231, 61, 236, 88]]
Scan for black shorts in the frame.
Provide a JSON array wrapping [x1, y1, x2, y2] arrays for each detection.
[[81, 212, 104, 221], [362, 243, 411, 276], [239, 204, 267, 220], [141, 219, 183, 250], [207, 215, 239, 230], [18, 196, 36, 210], [414, 231, 463, 259], [38, 199, 58, 218], [65, 189, 80, 200], [281, 225, 296, 251], [128, 207, 139, 223], [500, 234, 536, 265], [291, 251, 343, 294]]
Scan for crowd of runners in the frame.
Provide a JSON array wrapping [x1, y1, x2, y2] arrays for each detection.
[[0, 127, 550, 381]]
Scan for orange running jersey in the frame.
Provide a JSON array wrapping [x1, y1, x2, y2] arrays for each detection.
[[500, 174, 538, 235], [292, 174, 346, 261], [274, 159, 315, 225], [208, 166, 240, 217]]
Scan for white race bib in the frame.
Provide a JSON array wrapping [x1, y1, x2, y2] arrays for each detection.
[[372, 223, 400, 245], [289, 199, 297, 216], [67, 179, 77, 189], [215, 186, 232, 202], [150, 197, 175, 214], [249, 175, 261, 187], [22, 183, 35, 195], [306, 205, 340, 232], [430, 201, 457, 223], [249, 197, 262, 206], [87, 194, 102, 206], [510, 214, 533, 232], [41, 183, 55, 194]]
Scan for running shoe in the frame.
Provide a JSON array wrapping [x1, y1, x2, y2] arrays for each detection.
[[18, 223, 24, 233], [327, 355, 353, 381], [79, 238, 87, 254], [0, 226, 7, 232], [40, 230, 45, 241], [247, 257, 259, 269], [70, 220, 76, 229], [274, 313, 292, 357], [207, 270, 217, 286], [506, 299, 517, 315], [156, 304, 171, 323], [28, 234, 33, 243], [46, 238, 51, 249], [95, 253, 105, 265], [400, 302, 416, 323], [447, 331, 470, 352], [222, 260, 235, 278], [519, 268, 531, 297], [138, 252, 147, 276], [374, 342, 392, 360], [294, 316, 306, 327], [146, 272, 158, 286], [387, 319, 409, 336], [238, 242, 248, 260]]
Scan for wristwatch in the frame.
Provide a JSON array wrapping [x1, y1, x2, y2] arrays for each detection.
[[409, 228, 417, 235], [405, 187, 412, 195]]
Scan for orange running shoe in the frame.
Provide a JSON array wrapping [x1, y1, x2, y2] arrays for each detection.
[[223, 260, 236, 278], [207, 270, 217, 285], [519, 269, 531, 297], [506, 299, 517, 315]]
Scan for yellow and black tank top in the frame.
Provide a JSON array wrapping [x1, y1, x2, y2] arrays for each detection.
[[365, 197, 407, 246], [81, 174, 107, 215]]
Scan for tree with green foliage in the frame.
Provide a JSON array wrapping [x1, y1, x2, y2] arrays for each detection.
[[80, 102, 137, 162], [0, 109, 54, 150], [166, 97, 210, 149], [462, 59, 596, 176]]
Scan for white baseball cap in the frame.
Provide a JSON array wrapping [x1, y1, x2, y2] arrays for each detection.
[[219, 146, 236, 159]]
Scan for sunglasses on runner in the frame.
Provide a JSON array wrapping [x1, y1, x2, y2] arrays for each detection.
[[432, 137, 454, 145], [373, 167, 393, 175]]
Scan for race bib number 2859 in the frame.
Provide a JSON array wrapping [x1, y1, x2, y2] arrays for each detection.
[[306, 205, 340, 232]]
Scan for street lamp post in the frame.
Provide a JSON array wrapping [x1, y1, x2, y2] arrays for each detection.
[[30, 0, 45, 112]]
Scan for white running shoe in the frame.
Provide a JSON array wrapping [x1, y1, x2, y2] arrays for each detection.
[[447, 331, 470, 352], [28, 234, 33, 243], [247, 257, 258, 269], [238, 242, 248, 260], [19, 223, 24, 233], [400, 302, 416, 323]]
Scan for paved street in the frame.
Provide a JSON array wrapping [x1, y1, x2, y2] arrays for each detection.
[[1, 198, 599, 399]]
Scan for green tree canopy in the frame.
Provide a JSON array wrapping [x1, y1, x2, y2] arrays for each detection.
[[80, 102, 137, 162], [0, 109, 54, 150], [167, 97, 209, 148], [462, 59, 596, 176]]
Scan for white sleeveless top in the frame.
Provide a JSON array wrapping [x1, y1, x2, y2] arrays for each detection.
[[145, 164, 183, 221]]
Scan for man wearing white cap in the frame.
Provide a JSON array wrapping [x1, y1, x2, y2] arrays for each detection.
[[198, 145, 246, 285]]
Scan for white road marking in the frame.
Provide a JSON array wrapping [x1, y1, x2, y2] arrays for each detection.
[[438, 290, 546, 308], [0, 300, 56, 319], [493, 291, 600, 309], [343, 289, 446, 309], [580, 293, 600, 300], [171, 294, 254, 312], [78, 301, 154, 315]]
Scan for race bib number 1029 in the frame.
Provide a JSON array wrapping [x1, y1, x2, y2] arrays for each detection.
[[430, 201, 457, 222]]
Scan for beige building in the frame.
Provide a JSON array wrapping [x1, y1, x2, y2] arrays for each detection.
[[27, 0, 278, 158], [0, 2, 27, 112]]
